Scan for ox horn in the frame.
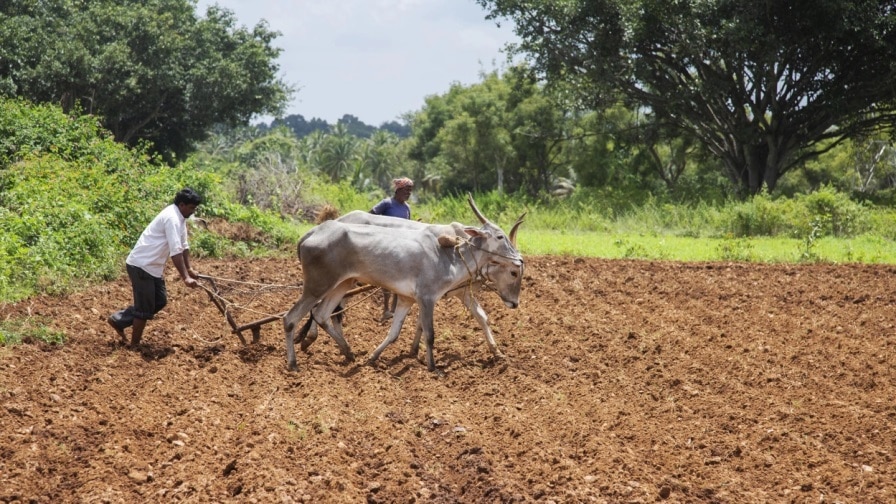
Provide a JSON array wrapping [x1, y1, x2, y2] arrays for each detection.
[[509, 212, 526, 247], [467, 193, 488, 224]]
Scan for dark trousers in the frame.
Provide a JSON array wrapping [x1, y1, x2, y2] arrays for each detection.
[[109, 264, 167, 329]]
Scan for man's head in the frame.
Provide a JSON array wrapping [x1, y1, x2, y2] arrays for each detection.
[[392, 177, 414, 203], [174, 188, 202, 218]]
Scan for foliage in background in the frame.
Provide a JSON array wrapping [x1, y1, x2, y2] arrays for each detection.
[[479, 0, 896, 196], [410, 188, 893, 241], [199, 60, 896, 209], [4, 81, 896, 308], [722, 187, 872, 238], [0, 0, 292, 163], [0, 98, 226, 301]]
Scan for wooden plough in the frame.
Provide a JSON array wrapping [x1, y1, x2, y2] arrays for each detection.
[[196, 274, 376, 344]]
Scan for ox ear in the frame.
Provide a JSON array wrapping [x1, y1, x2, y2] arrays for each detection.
[[467, 193, 488, 224], [509, 212, 526, 247], [463, 227, 484, 238]]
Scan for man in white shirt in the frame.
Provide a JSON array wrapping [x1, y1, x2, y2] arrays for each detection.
[[107, 188, 202, 347]]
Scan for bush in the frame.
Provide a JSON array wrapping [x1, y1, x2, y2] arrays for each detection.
[[0, 99, 220, 301], [718, 187, 871, 239], [723, 192, 791, 237], [794, 185, 869, 237]]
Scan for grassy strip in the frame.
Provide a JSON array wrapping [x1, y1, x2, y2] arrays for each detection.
[[518, 230, 896, 264], [293, 219, 895, 263]]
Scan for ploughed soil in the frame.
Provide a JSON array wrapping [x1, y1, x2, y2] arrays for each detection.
[[1, 256, 894, 503]]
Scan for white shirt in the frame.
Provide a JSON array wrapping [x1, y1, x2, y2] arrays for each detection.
[[126, 204, 189, 278]]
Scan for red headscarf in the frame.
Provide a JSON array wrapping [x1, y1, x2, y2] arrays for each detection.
[[392, 177, 414, 191]]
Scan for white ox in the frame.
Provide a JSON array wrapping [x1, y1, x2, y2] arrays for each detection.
[[283, 196, 524, 372], [296, 208, 525, 360]]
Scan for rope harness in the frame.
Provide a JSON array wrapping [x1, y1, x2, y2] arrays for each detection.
[[196, 274, 302, 320], [452, 236, 524, 295]]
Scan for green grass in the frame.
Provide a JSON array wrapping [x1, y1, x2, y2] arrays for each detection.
[[0, 317, 66, 346], [516, 230, 896, 264], [290, 221, 896, 264]]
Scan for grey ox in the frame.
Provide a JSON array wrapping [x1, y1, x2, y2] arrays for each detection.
[[282, 196, 524, 372], [297, 208, 526, 360]]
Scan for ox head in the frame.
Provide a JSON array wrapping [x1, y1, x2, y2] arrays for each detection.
[[465, 194, 525, 309]]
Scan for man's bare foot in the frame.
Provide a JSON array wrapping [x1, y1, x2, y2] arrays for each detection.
[[106, 317, 127, 344]]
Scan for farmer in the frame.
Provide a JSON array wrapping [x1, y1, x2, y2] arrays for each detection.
[[107, 188, 203, 347], [370, 177, 414, 320]]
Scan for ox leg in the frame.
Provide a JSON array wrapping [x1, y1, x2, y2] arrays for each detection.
[[418, 301, 439, 373], [296, 314, 316, 349], [300, 299, 343, 352], [409, 314, 424, 357], [312, 282, 355, 362], [283, 295, 319, 371], [368, 298, 414, 365], [460, 289, 503, 358]]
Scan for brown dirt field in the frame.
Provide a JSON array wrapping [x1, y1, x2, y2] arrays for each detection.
[[1, 256, 894, 503]]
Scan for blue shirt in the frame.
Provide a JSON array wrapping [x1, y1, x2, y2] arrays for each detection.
[[371, 197, 411, 219]]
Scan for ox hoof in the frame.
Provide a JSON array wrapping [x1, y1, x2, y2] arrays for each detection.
[[366, 353, 385, 367], [300, 333, 319, 352], [287, 362, 299, 372]]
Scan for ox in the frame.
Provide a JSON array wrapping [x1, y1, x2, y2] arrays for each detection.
[[283, 196, 524, 372], [297, 208, 525, 360]]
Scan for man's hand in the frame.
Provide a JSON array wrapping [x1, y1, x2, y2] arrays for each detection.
[[188, 269, 200, 279], [184, 277, 199, 288]]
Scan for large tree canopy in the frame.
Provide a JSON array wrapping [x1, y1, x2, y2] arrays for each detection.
[[479, 0, 896, 195], [409, 67, 572, 196], [0, 0, 292, 162]]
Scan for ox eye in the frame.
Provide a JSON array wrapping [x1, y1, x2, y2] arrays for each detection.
[[511, 271, 519, 278]]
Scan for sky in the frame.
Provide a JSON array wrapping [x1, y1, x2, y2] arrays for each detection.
[[194, 0, 518, 126]]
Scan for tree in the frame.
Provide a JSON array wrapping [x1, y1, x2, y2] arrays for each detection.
[[269, 114, 330, 138], [316, 124, 358, 183], [479, 0, 896, 196], [360, 130, 409, 191], [337, 114, 377, 139], [0, 0, 292, 162], [504, 68, 571, 196], [378, 120, 411, 138], [631, 116, 699, 193]]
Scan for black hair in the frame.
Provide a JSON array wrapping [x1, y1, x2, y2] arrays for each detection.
[[174, 187, 202, 206]]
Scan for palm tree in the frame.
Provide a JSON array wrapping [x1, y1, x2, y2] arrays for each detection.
[[317, 124, 358, 182], [362, 130, 402, 190]]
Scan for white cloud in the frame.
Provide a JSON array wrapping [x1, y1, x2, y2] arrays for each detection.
[[195, 0, 517, 125]]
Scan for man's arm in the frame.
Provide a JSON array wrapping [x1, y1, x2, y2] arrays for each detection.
[[171, 253, 199, 288]]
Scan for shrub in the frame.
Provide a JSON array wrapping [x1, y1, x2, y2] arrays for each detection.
[[0, 99, 222, 300], [794, 185, 869, 237], [722, 192, 791, 237]]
